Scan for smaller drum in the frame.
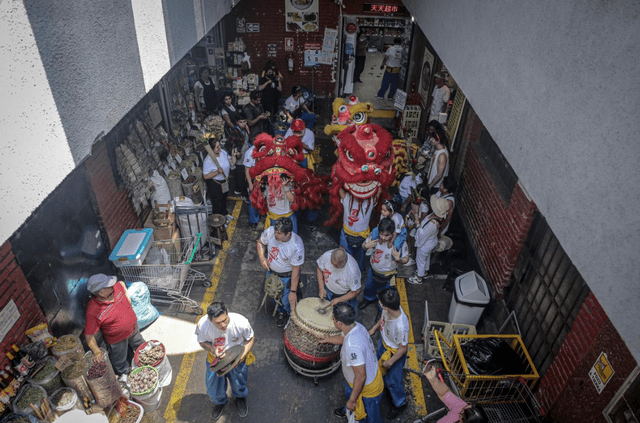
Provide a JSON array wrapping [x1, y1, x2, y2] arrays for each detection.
[[284, 297, 342, 369], [209, 214, 228, 246]]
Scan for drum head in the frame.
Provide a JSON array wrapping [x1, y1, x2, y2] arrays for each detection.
[[294, 297, 335, 332], [211, 214, 226, 227]]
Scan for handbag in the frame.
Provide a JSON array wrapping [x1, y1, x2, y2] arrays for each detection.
[[209, 154, 230, 193]]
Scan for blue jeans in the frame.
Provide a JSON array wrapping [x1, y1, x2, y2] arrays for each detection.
[[268, 212, 298, 234], [266, 271, 293, 314], [205, 360, 248, 405], [363, 268, 392, 302], [340, 229, 367, 274], [376, 339, 407, 408], [325, 288, 358, 319], [377, 70, 399, 99], [301, 111, 316, 129], [247, 189, 261, 224], [343, 382, 383, 423], [370, 226, 407, 251]]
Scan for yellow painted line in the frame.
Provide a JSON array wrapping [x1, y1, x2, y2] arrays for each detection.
[[396, 277, 427, 416], [163, 200, 243, 422], [370, 109, 397, 118]]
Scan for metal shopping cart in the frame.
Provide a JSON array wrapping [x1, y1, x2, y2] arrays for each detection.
[[120, 233, 205, 314], [428, 332, 543, 423]]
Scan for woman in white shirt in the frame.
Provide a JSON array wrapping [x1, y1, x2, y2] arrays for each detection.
[[203, 138, 237, 220]]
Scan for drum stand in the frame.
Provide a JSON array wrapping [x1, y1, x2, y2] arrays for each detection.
[[283, 347, 341, 385]]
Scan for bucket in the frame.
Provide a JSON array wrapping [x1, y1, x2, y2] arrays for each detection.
[[181, 175, 204, 205], [129, 366, 159, 401], [133, 341, 172, 387], [84, 348, 122, 408], [28, 357, 63, 395], [49, 387, 83, 415], [132, 386, 162, 413]]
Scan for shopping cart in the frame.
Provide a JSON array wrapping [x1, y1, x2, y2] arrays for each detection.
[[429, 332, 543, 423], [120, 233, 205, 314]]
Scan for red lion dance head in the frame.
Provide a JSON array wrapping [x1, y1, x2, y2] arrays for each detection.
[[249, 133, 327, 215], [326, 124, 396, 226]]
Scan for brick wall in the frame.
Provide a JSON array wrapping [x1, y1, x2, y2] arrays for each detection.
[[84, 140, 139, 249], [0, 240, 47, 367], [457, 108, 536, 295], [537, 292, 638, 422]]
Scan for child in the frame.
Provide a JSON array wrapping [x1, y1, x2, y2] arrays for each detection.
[[408, 195, 450, 285], [369, 201, 407, 252], [396, 170, 423, 214]]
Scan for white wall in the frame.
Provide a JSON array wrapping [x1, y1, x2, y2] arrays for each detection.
[[404, 0, 640, 362], [0, 0, 232, 244]]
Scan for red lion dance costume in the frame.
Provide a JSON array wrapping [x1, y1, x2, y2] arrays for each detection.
[[326, 124, 396, 227], [249, 133, 326, 218]]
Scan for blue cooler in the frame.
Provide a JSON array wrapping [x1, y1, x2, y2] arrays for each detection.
[[109, 229, 154, 268]]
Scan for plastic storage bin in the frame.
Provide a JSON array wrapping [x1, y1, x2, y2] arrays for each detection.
[[448, 271, 490, 326], [109, 229, 154, 267]]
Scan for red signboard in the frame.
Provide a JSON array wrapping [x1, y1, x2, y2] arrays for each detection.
[[364, 3, 408, 15]]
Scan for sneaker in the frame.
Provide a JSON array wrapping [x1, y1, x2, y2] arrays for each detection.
[[249, 223, 257, 230], [234, 190, 241, 195], [225, 214, 234, 221], [241, 195, 249, 204], [386, 403, 407, 420], [407, 275, 423, 285], [118, 373, 128, 384], [276, 312, 289, 328], [212, 403, 225, 420], [333, 407, 347, 419], [308, 222, 317, 232], [236, 397, 248, 418], [404, 257, 416, 267], [375, 95, 384, 100]]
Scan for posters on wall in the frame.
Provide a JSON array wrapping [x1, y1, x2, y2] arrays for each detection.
[[286, 0, 319, 32], [418, 47, 435, 109]]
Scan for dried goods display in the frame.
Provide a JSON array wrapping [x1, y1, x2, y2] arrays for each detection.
[[86, 362, 107, 380], [129, 367, 158, 394], [15, 386, 45, 411], [49, 389, 75, 408], [61, 361, 85, 380], [52, 335, 78, 352], [137, 346, 164, 367], [29, 359, 62, 394], [108, 401, 142, 423], [202, 115, 225, 139], [84, 350, 122, 408]]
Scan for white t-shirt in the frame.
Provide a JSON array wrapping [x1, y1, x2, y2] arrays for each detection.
[[342, 193, 375, 234], [380, 309, 410, 350], [385, 44, 403, 68], [285, 127, 315, 151], [284, 95, 305, 114], [195, 312, 254, 353], [368, 240, 409, 274], [341, 323, 379, 386], [203, 151, 231, 181], [419, 202, 429, 217], [428, 148, 450, 188], [415, 215, 439, 250], [398, 174, 422, 200], [260, 226, 304, 273], [389, 213, 404, 234], [243, 146, 256, 168], [316, 250, 362, 295], [430, 84, 451, 116], [265, 184, 293, 215]]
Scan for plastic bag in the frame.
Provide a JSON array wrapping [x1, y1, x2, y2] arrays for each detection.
[[460, 338, 528, 376], [0, 412, 43, 423], [127, 282, 160, 330], [22, 341, 48, 361], [150, 171, 171, 206]]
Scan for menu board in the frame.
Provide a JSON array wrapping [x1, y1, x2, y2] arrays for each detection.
[[286, 0, 319, 32]]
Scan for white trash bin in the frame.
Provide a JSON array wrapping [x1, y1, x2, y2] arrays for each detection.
[[448, 271, 490, 326]]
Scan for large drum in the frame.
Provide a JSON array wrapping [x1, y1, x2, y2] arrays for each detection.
[[284, 297, 341, 369]]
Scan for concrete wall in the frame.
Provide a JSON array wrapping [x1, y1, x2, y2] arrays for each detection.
[[403, 0, 640, 362], [0, 0, 233, 245]]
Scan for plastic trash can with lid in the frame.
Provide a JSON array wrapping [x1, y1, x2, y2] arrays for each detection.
[[109, 229, 154, 268], [448, 270, 490, 326]]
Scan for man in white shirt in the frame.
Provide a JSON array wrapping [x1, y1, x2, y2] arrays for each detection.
[[195, 301, 255, 420], [429, 71, 451, 122], [321, 303, 383, 423], [284, 86, 316, 129], [359, 218, 409, 309], [256, 217, 305, 327], [368, 287, 409, 420], [427, 132, 450, 191], [376, 38, 404, 101], [317, 248, 361, 313]]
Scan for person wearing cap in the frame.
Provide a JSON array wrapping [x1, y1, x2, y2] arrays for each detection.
[[196, 301, 254, 420], [84, 274, 145, 378], [243, 90, 270, 142], [429, 71, 450, 122], [408, 195, 450, 285], [376, 37, 403, 101], [285, 118, 320, 231], [284, 86, 316, 129]]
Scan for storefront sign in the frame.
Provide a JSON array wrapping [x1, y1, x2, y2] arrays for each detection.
[[0, 300, 20, 343], [285, 38, 294, 51], [364, 4, 408, 15], [394, 89, 407, 111], [589, 352, 615, 394], [446, 90, 466, 151], [236, 17, 246, 33], [286, 0, 319, 32], [246, 23, 260, 33]]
